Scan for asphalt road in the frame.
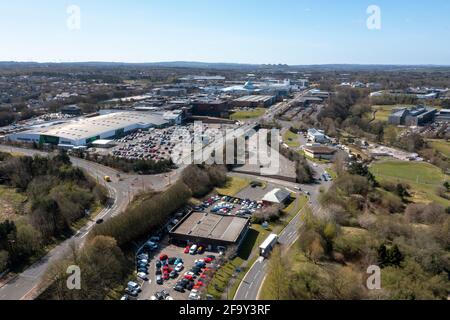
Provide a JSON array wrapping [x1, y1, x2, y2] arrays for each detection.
[[0, 145, 175, 300]]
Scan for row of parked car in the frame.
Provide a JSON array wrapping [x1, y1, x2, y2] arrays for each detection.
[[173, 256, 216, 298], [112, 127, 181, 162], [155, 254, 185, 284], [150, 290, 173, 301], [193, 195, 264, 217]]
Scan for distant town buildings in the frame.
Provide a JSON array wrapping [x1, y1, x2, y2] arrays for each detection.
[[388, 106, 437, 126], [232, 95, 276, 108], [436, 109, 450, 123], [307, 128, 329, 143], [59, 104, 81, 116]]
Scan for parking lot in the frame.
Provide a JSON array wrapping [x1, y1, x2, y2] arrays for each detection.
[[138, 240, 218, 300], [109, 123, 237, 163], [193, 194, 265, 218], [121, 191, 267, 301]]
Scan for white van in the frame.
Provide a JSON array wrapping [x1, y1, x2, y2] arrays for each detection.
[[189, 245, 198, 255]]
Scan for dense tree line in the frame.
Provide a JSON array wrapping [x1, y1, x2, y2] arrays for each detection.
[[39, 236, 128, 300], [91, 181, 191, 247], [181, 164, 227, 198], [82, 153, 177, 175], [0, 151, 107, 272], [278, 145, 314, 184]]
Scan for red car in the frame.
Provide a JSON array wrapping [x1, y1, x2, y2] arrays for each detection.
[[200, 274, 207, 279], [184, 275, 194, 280], [184, 246, 190, 254], [163, 265, 172, 272], [196, 280, 204, 286], [193, 285, 201, 290], [160, 254, 168, 261], [204, 257, 213, 263]]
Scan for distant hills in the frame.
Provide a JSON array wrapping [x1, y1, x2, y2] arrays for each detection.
[[0, 61, 449, 72]]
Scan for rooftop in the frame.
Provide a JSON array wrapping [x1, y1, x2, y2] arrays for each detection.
[[19, 111, 168, 141], [170, 211, 249, 243]]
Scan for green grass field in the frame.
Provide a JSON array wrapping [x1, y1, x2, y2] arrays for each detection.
[[283, 130, 300, 148], [230, 108, 267, 120], [370, 160, 450, 206], [427, 139, 450, 158], [216, 177, 250, 196]]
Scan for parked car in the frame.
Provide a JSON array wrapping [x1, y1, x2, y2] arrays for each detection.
[[127, 281, 141, 292], [156, 275, 163, 285], [189, 245, 198, 255], [160, 254, 168, 261], [169, 270, 178, 279], [168, 257, 177, 265], [137, 272, 148, 281], [174, 258, 183, 265], [189, 289, 201, 300], [174, 285, 185, 293], [175, 263, 184, 272], [197, 246, 205, 254], [186, 281, 194, 291], [125, 288, 139, 297], [184, 246, 190, 254]]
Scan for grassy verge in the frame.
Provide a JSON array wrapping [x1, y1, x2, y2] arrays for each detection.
[[70, 201, 104, 231], [216, 177, 251, 197], [230, 108, 267, 120], [283, 130, 300, 148], [370, 160, 450, 207], [427, 139, 450, 158]]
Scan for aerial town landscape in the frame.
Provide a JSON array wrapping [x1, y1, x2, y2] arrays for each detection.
[[0, 1, 449, 312]]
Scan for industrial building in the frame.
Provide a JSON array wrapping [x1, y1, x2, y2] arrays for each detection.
[[59, 104, 81, 116], [169, 211, 250, 249], [261, 188, 291, 205], [191, 99, 230, 118], [388, 106, 437, 126], [435, 109, 450, 123], [304, 145, 336, 160], [8, 111, 169, 147], [232, 95, 276, 108], [307, 128, 329, 143]]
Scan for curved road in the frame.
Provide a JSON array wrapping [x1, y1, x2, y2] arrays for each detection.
[[0, 145, 176, 300], [232, 162, 331, 300]]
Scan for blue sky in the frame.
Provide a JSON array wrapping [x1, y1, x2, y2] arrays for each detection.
[[1, 0, 449, 64]]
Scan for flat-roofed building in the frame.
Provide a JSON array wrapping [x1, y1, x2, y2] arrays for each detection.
[[436, 109, 450, 123], [388, 106, 437, 126], [233, 95, 276, 108], [169, 211, 250, 250], [8, 111, 169, 147], [307, 128, 329, 143], [304, 145, 336, 160]]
